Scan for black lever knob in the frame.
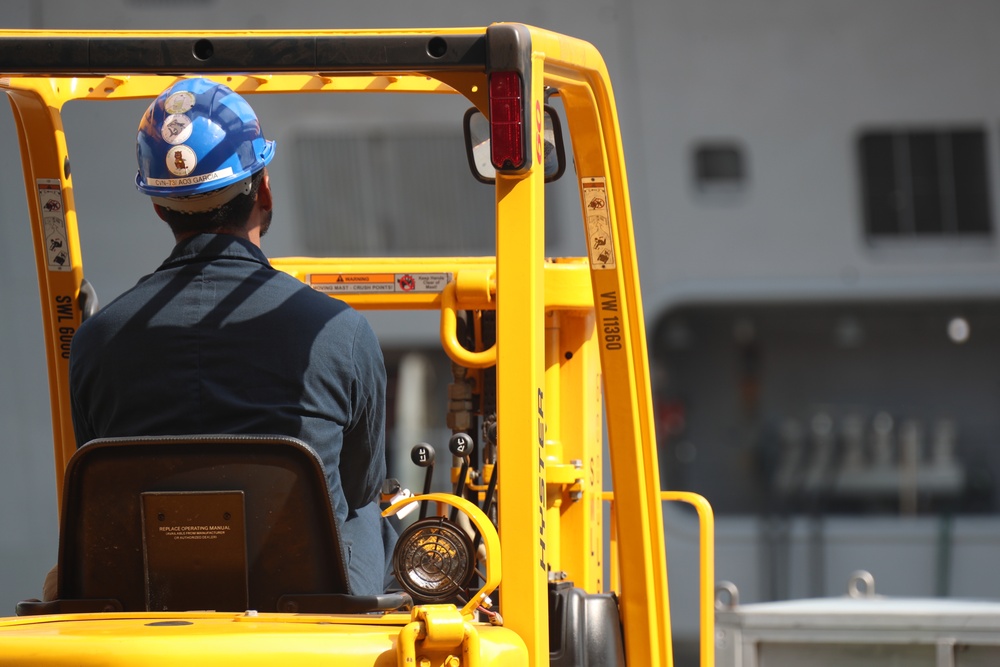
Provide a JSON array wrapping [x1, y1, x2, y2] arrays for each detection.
[[449, 432, 473, 458]]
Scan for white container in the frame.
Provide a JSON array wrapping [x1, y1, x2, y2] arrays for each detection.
[[715, 572, 1000, 667]]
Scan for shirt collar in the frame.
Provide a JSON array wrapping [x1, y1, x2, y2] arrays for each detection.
[[158, 233, 272, 271]]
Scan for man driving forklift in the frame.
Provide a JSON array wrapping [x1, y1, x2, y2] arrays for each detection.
[[65, 78, 396, 596]]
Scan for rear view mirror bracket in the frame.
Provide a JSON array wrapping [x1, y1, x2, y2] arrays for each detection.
[[463, 105, 566, 184]]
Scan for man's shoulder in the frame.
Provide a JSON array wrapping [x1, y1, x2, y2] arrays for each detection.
[[277, 274, 356, 314], [73, 276, 155, 338], [274, 276, 378, 336]]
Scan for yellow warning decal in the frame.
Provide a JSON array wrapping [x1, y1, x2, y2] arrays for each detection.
[[38, 179, 72, 272], [582, 176, 615, 270], [309, 273, 452, 294], [312, 273, 395, 285]]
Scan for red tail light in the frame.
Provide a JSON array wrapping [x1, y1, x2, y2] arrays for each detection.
[[488, 71, 525, 170]]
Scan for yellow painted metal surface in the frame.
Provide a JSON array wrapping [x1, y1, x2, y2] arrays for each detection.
[[0, 612, 526, 666], [396, 605, 516, 667], [549, 308, 603, 592], [660, 492, 716, 667], [5, 85, 85, 508], [272, 257, 594, 311], [534, 28, 674, 666], [492, 50, 549, 666], [605, 491, 717, 667]]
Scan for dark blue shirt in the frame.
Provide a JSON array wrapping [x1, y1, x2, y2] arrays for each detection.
[[69, 233, 391, 594]]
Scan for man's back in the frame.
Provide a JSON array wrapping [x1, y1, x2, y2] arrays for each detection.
[[70, 233, 390, 594]]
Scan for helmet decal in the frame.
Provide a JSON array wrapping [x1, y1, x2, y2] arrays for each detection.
[[163, 91, 196, 114], [167, 145, 198, 176], [161, 114, 193, 145]]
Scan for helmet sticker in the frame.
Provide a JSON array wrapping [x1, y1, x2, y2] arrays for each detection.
[[145, 166, 235, 188], [166, 145, 198, 177], [163, 91, 196, 114], [161, 114, 193, 145]]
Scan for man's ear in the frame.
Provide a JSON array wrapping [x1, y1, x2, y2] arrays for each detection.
[[152, 203, 170, 221], [257, 169, 273, 211]]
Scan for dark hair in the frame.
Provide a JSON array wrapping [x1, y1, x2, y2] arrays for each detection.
[[155, 170, 264, 236]]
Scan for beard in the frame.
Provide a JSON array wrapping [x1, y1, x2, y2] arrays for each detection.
[[260, 208, 273, 238]]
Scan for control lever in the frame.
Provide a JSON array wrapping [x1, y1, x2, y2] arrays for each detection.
[[480, 415, 499, 522], [381, 478, 416, 520], [474, 415, 499, 554], [483, 419, 498, 463], [449, 432, 474, 521], [410, 443, 436, 520]]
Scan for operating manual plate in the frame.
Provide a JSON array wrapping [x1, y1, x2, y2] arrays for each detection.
[[141, 490, 248, 611]]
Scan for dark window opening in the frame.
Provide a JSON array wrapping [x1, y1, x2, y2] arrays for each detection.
[[692, 142, 747, 193], [858, 128, 993, 238]]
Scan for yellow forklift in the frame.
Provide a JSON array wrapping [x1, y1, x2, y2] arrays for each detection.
[[0, 24, 714, 666]]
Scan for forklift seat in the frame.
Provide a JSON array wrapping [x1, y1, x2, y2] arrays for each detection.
[[17, 434, 405, 615]]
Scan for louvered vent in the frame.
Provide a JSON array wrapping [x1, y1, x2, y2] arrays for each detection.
[[859, 127, 993, 238]]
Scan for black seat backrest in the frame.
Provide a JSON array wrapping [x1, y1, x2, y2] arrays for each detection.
[[57, 434, 351, 612]]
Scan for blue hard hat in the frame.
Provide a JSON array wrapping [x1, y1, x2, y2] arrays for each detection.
[[135, 78, 275, 198]]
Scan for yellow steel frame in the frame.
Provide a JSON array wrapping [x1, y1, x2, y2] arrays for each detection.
[[0, 24, 711, 667], [605, 491, 716, 667]]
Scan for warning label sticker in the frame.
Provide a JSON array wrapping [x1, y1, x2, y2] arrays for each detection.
[[582, 177, 615, 270], [38, 179, 71, 272], [310, 272, 453, 294]]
